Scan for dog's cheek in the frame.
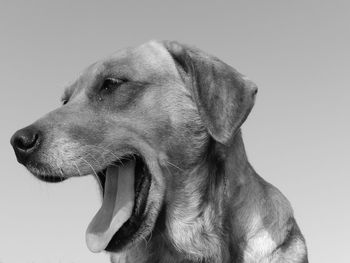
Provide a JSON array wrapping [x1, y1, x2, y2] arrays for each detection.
[[161, 118, 209, 170]]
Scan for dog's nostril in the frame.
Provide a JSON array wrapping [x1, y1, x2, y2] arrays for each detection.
[[11, 127, 40, 152], [15, 133, 38, 151]]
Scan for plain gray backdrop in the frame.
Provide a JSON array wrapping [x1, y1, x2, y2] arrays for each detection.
[[1, 0, 349, 262]]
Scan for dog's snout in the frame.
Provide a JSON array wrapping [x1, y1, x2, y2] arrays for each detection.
[[11, 126, 41, 164]]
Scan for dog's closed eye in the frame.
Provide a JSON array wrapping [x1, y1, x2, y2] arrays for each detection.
[[100, 78, 128, 94]]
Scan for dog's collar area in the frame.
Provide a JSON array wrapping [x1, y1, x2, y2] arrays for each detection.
[[93, 154, 151, 252]]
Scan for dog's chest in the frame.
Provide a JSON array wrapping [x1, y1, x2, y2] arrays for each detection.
[[242, 214, 278, 263], [242, 229, 277, 263]]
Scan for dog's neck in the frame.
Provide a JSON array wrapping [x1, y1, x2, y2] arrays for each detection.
[[148, 131, 256, 262]]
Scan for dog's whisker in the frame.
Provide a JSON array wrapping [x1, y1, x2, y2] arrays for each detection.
[[166, 160, 184, 172], [90, 144, 120, 160], [163, 162, 173, 178], [140, 234, 150, 249], [86, 152, 104, 171], [58, 166, 65, 180], [55, 158, 65, 181], [76, 159, 103, 190], [80, 157, 100, 183], [73, 161, 82, 177], [80, 144, 124, 166], [146, 230, 153, 246], [89, 149, 106, 166], [77, 144, 140, 170], [107, 163, 121, 168]]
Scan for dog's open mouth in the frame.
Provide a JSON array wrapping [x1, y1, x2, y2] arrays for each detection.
[[25, 152, 152, 252], [86, 154, 151, 253]]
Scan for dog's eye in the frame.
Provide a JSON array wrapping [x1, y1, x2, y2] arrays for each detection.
[[101, 78, 126, 93], [62, 99, 68, 105]]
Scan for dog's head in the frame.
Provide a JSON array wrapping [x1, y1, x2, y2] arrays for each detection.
[[10, 41, 257, 253]]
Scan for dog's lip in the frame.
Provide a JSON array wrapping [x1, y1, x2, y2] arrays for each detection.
[[26, 161, 67, 183], [95, 153, 152, 251], [35, 174, 66, 183]]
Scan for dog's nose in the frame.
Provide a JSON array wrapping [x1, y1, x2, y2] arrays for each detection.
[[11, 126, 41, 164]]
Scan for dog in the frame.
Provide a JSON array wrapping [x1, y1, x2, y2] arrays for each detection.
[[11, 41, 308, 263]]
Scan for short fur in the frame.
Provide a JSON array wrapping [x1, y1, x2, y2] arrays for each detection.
[[11, 40, 308, 263]]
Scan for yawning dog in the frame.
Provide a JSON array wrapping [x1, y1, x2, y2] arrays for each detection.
[[11, 41, 308, 262]]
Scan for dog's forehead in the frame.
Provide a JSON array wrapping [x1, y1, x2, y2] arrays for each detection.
[[63, 41, 179, 98], [95, 41, 178, 80], [108, 41, 179, 79]]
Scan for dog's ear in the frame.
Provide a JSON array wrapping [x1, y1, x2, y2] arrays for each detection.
[[163, 41, 258, 145]]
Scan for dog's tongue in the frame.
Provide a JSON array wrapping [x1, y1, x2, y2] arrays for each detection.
[[86, 161, 135, 253]]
